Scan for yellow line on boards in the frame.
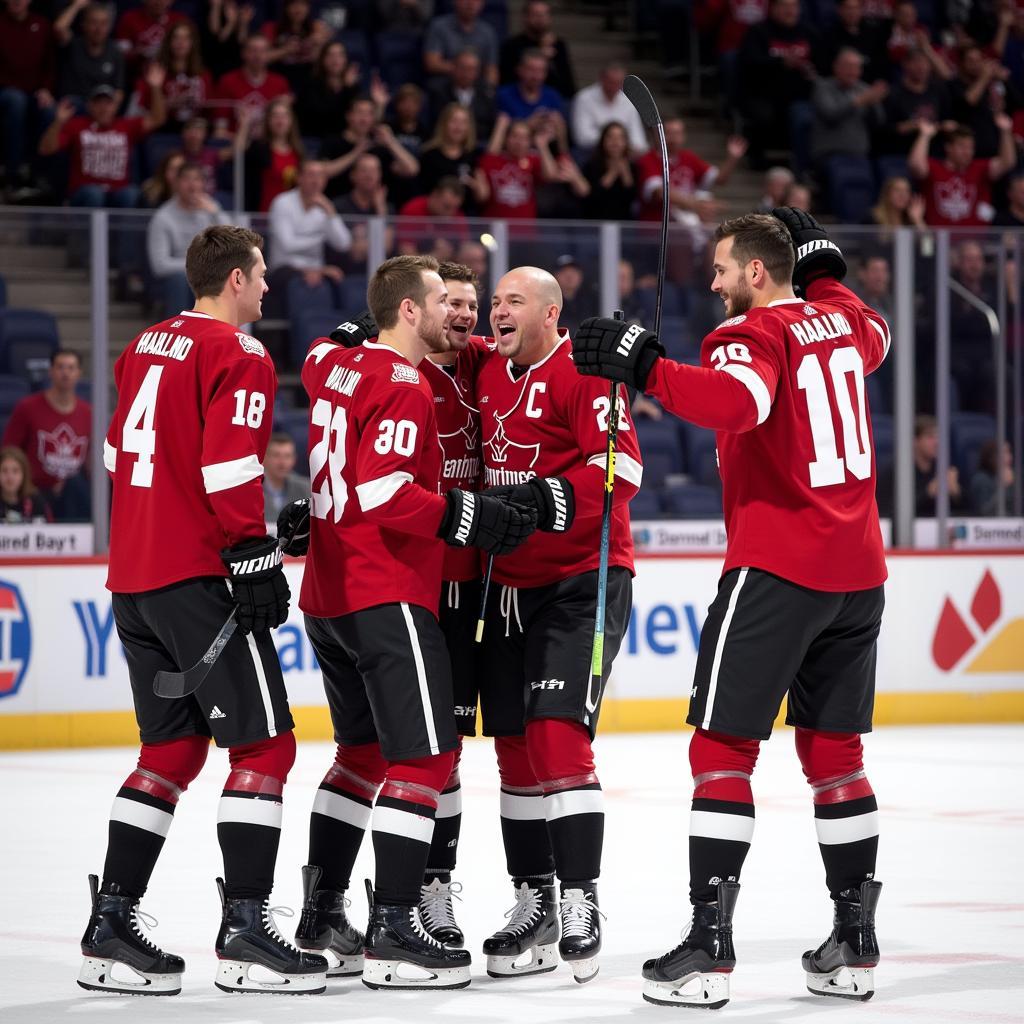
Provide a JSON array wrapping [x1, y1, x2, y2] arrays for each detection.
[[0, 692, 1022, 750]]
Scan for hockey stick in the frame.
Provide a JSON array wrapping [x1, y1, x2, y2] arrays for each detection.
[[475, 554, 494, 643], [622, 74, 670, 337], [585, 310, 624, 722], [153, 609, 237, 699]]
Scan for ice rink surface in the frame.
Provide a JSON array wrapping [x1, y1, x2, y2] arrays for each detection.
[[1, 725, 1022, 1024]]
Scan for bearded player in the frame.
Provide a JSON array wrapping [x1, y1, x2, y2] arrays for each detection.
[[574, 210, 889, 1007]]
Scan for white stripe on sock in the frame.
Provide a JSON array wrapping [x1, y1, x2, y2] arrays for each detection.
[[217, 795, 283, 828], [499, 791, 545, 821], [544, 788, 605, 821], [815, 811, 880, 845], [372, 804, 434, 845], [312, 788, 372, 830], [110, 796, 174, 838], [689, 809, 755, 843], [436, 787, 462, 819]]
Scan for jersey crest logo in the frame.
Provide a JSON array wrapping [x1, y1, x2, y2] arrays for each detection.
[[391, 363, 420, 384], [483, 418, 540, 486], [236, 332, 265, 357], [0, 580, 31, 699], [717, 315, 746, 329], [170, 319, 184, 328], [803, 305, 817, 316]]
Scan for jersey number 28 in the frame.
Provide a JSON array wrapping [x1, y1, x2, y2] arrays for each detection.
[[796, 348, 871, 488]]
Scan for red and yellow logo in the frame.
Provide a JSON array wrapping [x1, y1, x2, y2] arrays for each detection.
[[932, 570, 1024, 672]]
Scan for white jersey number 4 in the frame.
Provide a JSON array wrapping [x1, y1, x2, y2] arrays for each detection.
[[796, 347, 871, 488], [122, 364, 165, 488]]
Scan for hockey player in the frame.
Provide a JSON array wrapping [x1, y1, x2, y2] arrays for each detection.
[[83, 225, 327, 996], [574, 210, 888, 1007], [287, 255, 536, 990], [475, 266, 644, 984]]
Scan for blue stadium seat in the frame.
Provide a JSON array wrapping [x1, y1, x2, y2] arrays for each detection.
[[142, 133, 183, 179], [865, 371, 888, 415], [871, 413, 893, 469], [661, 483, 723, 518], [339, 31, 373, 86], [0, 374, 29, 415], [824, 156, 876, 224], [875, 155, 909, 188], [0, 309, 59, 383], [289, 308, 346, 367], [951, 412, 996, 481], [273, 408, 310, 474], [629, 488, 663, 519], [0, 275, 6, 308], [337, 274, 369, 312], [634, 418, 684, 487], [287, 276, 337, 316], [375, 31, 424, 89], [677, 420, 717, 478]]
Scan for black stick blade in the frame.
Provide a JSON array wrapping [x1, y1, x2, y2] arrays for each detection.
[[153, 612, 238, 698], [623, 75, 662, 129]]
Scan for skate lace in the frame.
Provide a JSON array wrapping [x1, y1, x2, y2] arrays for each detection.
[[262, 903, 302, 953], [419, 879, 463, 932], [502, 885, 543, 937], [130, 906, 161, 952], [559, 889, 606, 940], [408, 906, 443, 947]]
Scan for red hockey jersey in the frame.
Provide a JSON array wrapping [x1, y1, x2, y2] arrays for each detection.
[[645, 278, 890, 591], [476, 331, 642, 589], [299, 339, 449, 619], [421, 340, 489, 583], [105, 310, 276, 593]]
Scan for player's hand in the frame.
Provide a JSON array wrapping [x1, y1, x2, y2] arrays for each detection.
[[277, 498, 310, 556], [573, 316, 664, 392], [438, 489, 538, 555], [329, 308, 377, 346], [484, 476, 575, 533], [771, 205, 848, 293], [221, 536, 290, 633]]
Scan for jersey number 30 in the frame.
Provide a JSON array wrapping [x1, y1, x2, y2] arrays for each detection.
[[796, 348, 871, 488]]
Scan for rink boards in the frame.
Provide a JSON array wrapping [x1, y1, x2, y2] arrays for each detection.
[[0, 552, 1021, 748]]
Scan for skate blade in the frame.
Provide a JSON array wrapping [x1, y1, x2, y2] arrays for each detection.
[[642, 971, 730, 1009], [485, 942, 558, 979], [568, 956, 600, 984], [78, 956, 182, 996], [806, 965, 874, 1001], [362, 957, 471, 990], [324, 949, 364, 978], [214, 959, 326, 994]]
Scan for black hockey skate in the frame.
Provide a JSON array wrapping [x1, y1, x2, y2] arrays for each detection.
[[214, 877, 328, 994], [78, 874, 184, 996], [362, 880, 472, 990], [642, 881, 740, 1009], [294, 864, 364, 977], [419, 877, 465, 946], [559, 883, 606, 984], [803, 880, 882, 1001], [483, 880, 559, 979]]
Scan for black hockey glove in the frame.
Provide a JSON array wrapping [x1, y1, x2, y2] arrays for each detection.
[[438, 489, 538, 555], [329, 308, 377, 347], [484, 476, 575, 533], [221, 535, 290, 633], [277, 497, 310, 556], [771, 206, 847, 295], [573, 316, 664, 392]]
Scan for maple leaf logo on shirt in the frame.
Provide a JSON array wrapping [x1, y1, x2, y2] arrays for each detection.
[[37, 423, 88, 480], [935, 176, 976, 222]]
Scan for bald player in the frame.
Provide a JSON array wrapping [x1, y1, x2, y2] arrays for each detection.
[[473, 267, 644, 984]]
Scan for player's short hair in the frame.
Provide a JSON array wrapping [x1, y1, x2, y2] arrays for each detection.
[[186, 225, 264, 299], [714, 213, 795, 284], [438, 261, 479, 289], [433, 175, 465, 198], [368, 254, 440, 330], [944, 124, 973, 145], [50, 348, 81, 367]]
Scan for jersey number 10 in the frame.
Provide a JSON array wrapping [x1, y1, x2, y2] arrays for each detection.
[[796, 347, 871, 488]]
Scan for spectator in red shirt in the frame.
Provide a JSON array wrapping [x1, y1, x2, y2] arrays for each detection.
[[475, 113, 555, 219], [396, 177, 469, 256], [115, 0, 188, 74], [262, 0, 331, 92], [0, 0, 57, 192], [0, 446, 53, 524], [180, 116, 224, 194], [241, 95, 305, 211], [908, 117, 1018, 226], [133, 19, 213, 132], [39, 68, 166, 206], [2, 350, 92, 521], [636, 117, 746, 224], [213, 34, 291, 139]]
